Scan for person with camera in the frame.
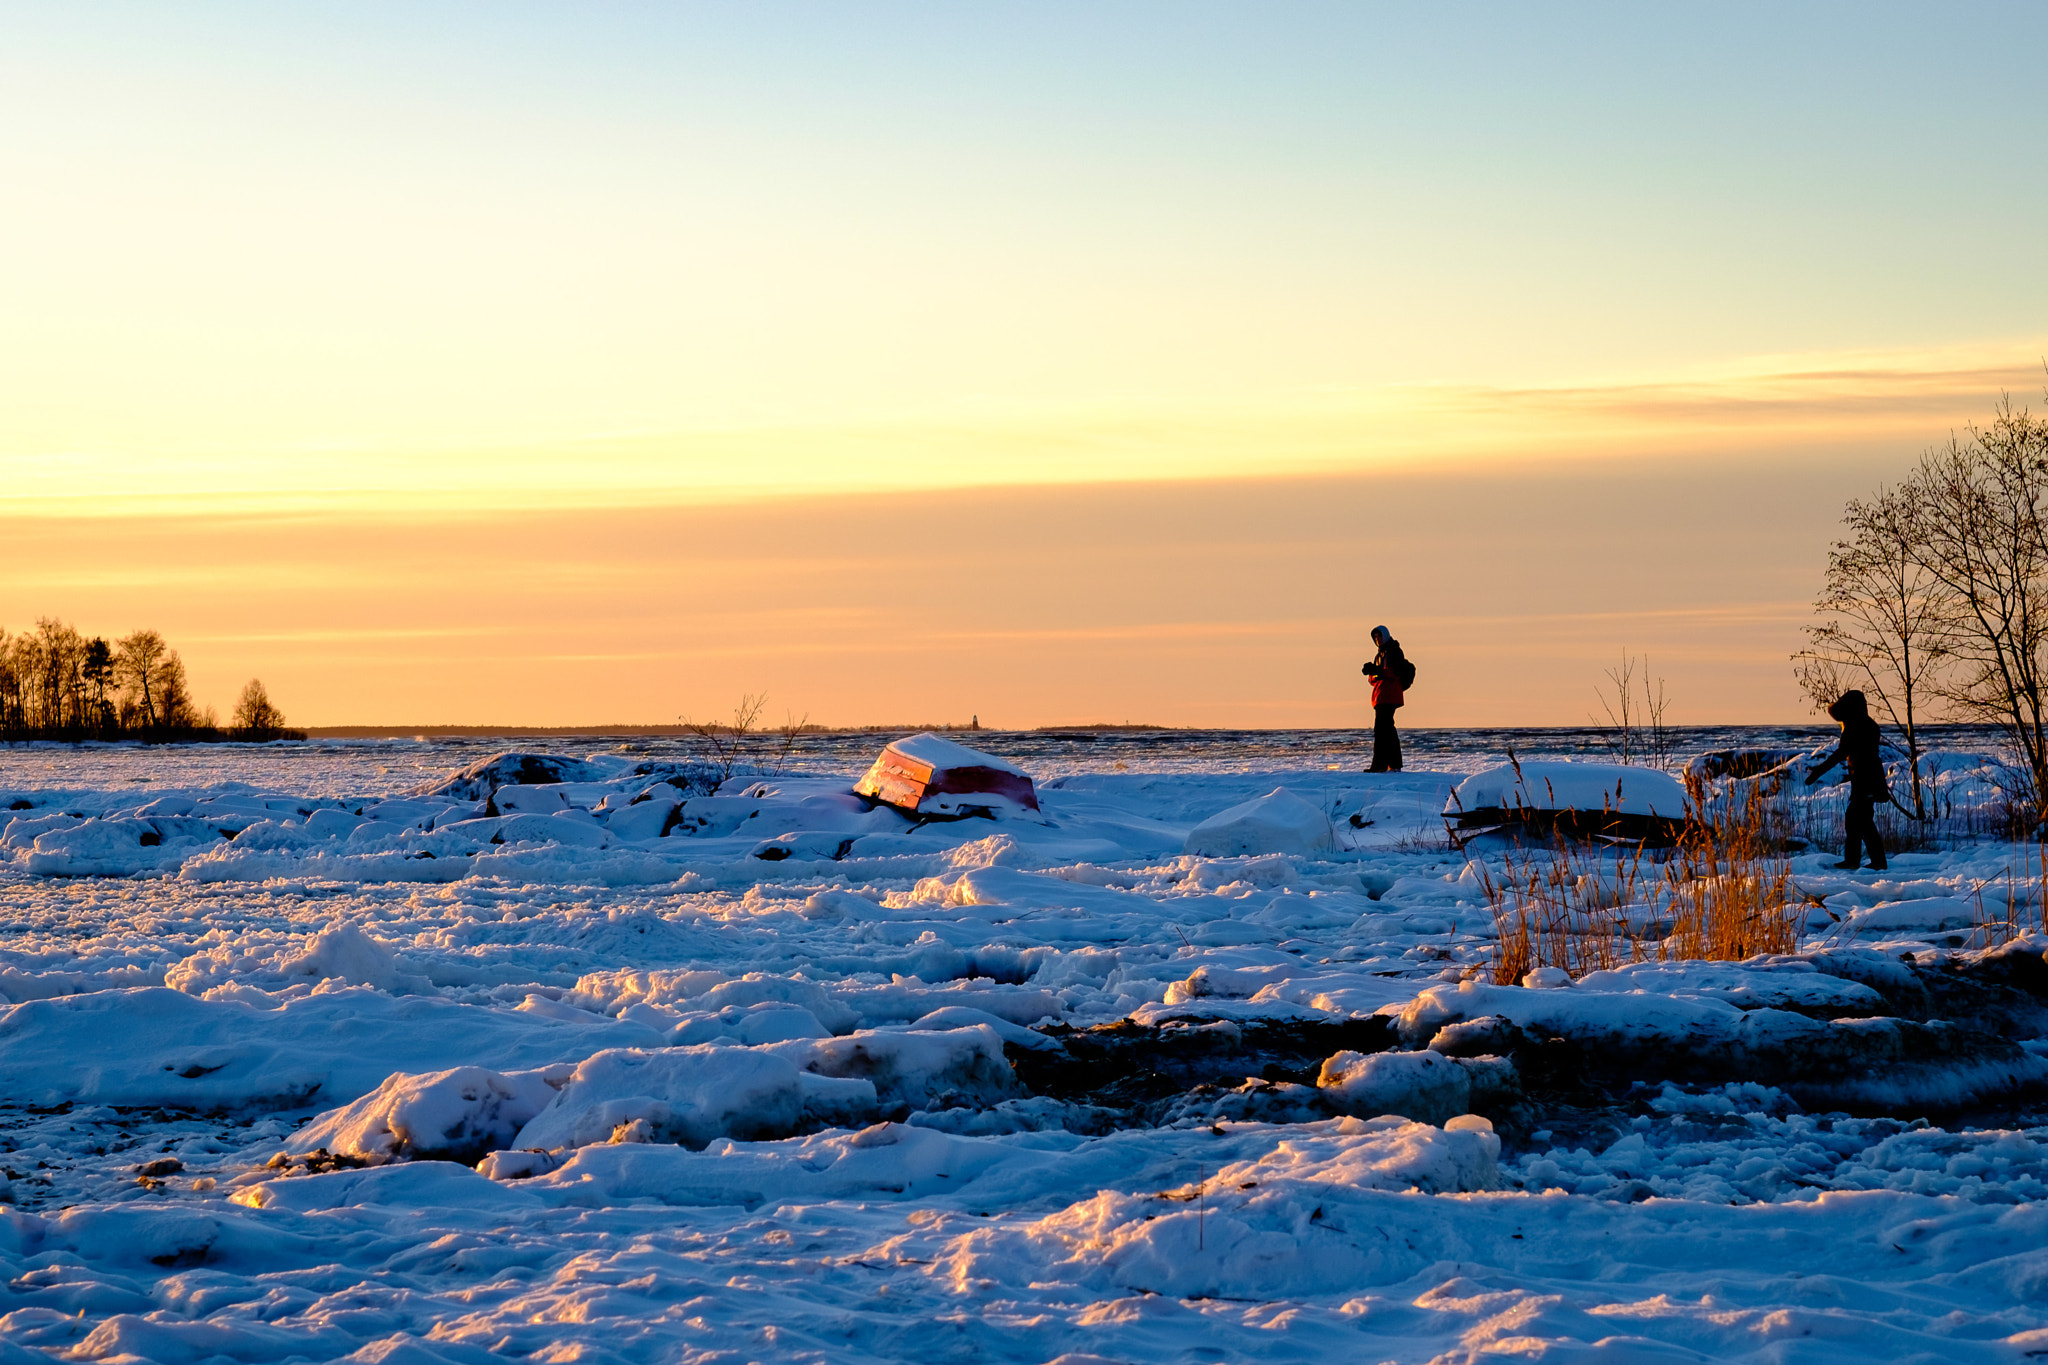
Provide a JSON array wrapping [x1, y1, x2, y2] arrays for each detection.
[[1803, 689, 1888, 872], [1360, 625, 1410, 772]]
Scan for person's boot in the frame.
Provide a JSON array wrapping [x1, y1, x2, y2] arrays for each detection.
[[1834, 834, 1863, 870]]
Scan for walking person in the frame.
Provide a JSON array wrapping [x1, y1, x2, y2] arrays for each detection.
[[1360, 625, 1409, 772], [1804, 689, 1889, 871]]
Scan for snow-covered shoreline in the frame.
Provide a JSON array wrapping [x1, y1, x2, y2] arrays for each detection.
[[0, 739, 2043, 1362]]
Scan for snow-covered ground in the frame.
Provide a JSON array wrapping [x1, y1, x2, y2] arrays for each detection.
[[0, 735, 2044, 1363]]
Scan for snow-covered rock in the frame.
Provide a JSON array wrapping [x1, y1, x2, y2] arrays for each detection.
[[766, 1025, 1025, 1112], [414, 753, 610, 802], [23, 817, 224, 877], [289, 1064, 574, 1164], [510, 1045, 875, 1152], [1317, 1048, 1514, 1125]]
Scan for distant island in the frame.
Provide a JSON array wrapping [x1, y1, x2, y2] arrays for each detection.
[[2, 617, 299, 743]]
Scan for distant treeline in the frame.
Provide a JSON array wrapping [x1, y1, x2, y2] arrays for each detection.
[[0, 617, 300, 743]]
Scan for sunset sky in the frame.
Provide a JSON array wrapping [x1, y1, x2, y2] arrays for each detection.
[[4, 2, 2045, 727]]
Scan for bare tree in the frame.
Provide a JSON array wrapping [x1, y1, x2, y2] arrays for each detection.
[[32, 619, 86, 732], [1793, 484, 1945, 817], [81, 638, 115, 732], [0, 629, 20, 735], [115, 630, 170, 729], [1909, 396, 2048, 814], [232, 679, 286, 738], [155, 652, 199, 731], [0, 622, 212, 738]]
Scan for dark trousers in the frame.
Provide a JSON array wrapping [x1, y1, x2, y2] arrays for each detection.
[[1370, 705, 1402, 772], [1844, 796, 1885, 868]]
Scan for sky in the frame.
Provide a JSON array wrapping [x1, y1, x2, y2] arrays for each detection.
[[3, 2, 2045, 727]]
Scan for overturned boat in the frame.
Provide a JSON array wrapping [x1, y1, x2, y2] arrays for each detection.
[[1445, 760, 1691, 847], [854, 732, 1042, 820]]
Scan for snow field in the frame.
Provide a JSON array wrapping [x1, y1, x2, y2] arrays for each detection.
[[0, 742, 2043, 1361]]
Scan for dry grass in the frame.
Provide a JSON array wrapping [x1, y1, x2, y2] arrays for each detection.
[[1481, 783, 1808, 983], [1481, 841, 1648, 985], [1967, 842, 2048, 950], [1662, 782, 1803, 961]]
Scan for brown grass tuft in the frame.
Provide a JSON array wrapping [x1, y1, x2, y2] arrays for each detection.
[[1480, 782, 1815, 982], [1480, 841, 1648, 985], [1661, 782, 1804, 961]]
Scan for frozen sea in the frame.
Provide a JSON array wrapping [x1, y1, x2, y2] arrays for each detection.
[[0, 726, 2043, 1364]]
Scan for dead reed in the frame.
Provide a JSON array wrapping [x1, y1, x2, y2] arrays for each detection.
[[1481, 840, 1648, 985], [1661, 781, 1803, 961], [1967, 841, 2048, 950], [1480, 782, 1808, 983]]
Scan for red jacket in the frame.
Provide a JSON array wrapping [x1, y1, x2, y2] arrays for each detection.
[[1367, 642, 1406, 709]]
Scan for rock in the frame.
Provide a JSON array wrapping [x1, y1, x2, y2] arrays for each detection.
[[413, 753, 610, 802]]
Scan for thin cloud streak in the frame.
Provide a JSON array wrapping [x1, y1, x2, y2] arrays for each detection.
[[5, 345, 2039, 519]]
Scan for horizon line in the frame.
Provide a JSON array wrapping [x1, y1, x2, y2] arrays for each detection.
[[277, 720, 1886, 739]]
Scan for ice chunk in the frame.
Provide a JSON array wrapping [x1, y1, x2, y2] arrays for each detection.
[[233, 1160, 545, 1213], [0, 986, 660, 1112], [279, 922, 429, 994], [906, 1005, 1061, 1051], [932, 1118, 1501, 1302], [1182, 788, 1334, 858], [491, 1122, 1033, 1206]]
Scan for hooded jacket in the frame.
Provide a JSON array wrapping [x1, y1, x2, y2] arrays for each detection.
[[1364, 632, 1407, 710], [1823, 691, 1890, 801]]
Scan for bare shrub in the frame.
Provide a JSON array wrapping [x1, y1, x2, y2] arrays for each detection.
[[768, 709, 810, 776], [680, 694, 785, 785], [1593, 652, 1673, 769]]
